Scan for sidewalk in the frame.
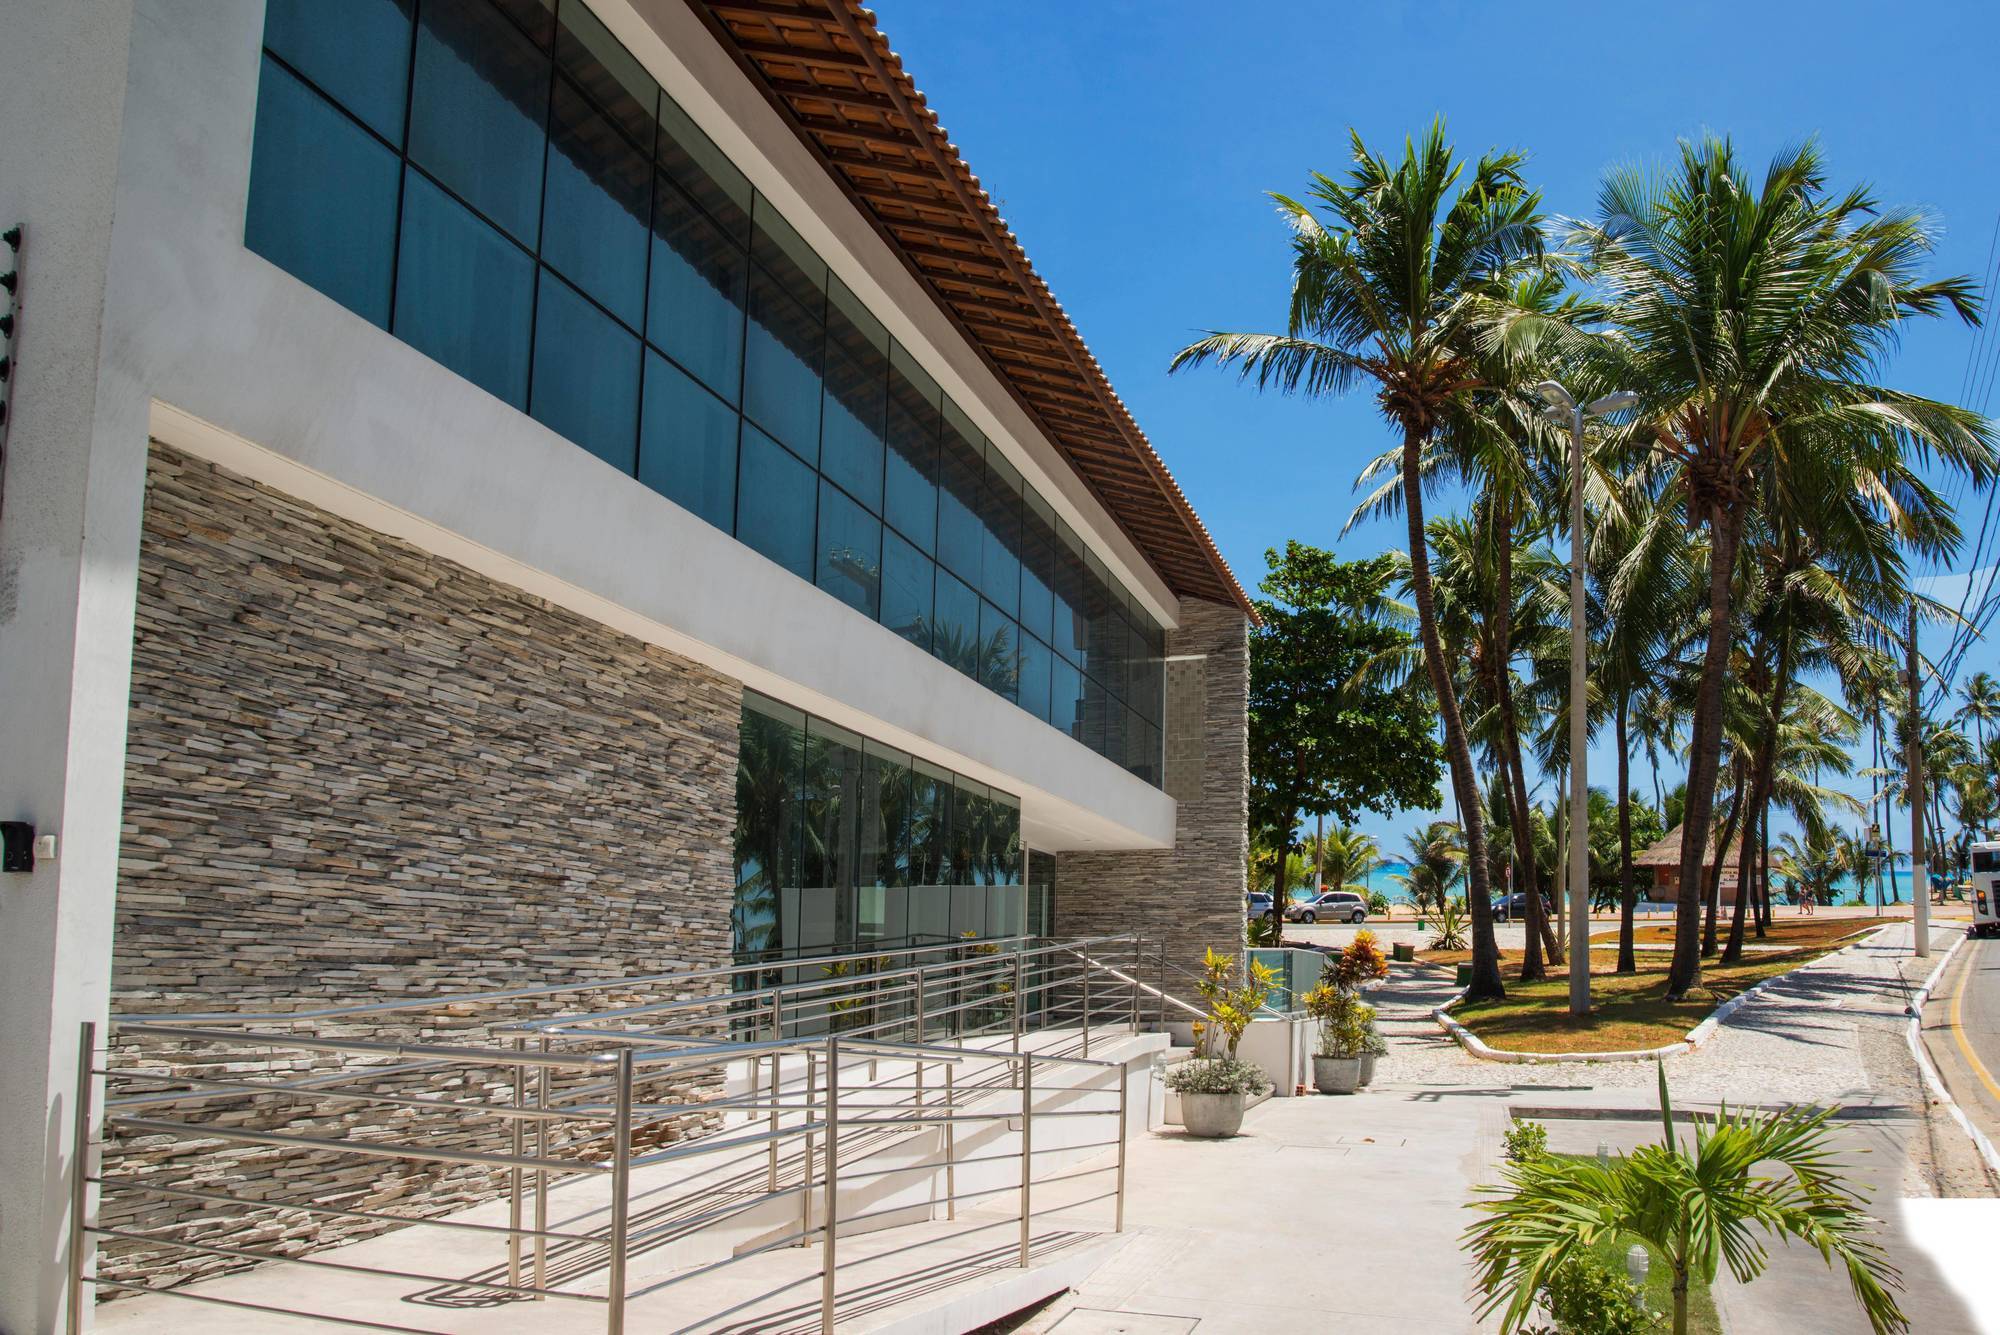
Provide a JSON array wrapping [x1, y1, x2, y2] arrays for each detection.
[[1022, 922, 1990, 1334]]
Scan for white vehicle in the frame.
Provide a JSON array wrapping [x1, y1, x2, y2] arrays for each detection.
[[1971, 841, 2000, 938]]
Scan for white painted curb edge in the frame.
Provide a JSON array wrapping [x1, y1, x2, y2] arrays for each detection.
[[1429, 926, 1891, 1066], [1902, 933, 2000, 1181]]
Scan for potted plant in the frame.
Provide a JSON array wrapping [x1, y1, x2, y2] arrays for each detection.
[[1163, 948, 1276, 1136], [1303, 983, 1371, 1094], [1358, 1021, 1388, 1086]]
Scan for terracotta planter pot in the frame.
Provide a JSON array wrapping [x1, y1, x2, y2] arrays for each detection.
[[1179, 1091, 1248, 1137], [1312, 1055, 1362, 1095]]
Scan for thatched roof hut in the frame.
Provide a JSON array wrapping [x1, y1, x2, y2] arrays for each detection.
[[1636, 823, 1758, 900]]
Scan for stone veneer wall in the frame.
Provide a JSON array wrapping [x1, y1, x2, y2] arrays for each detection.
[[1055, 598, 1249, 993], [104, 446, 743, 1293]]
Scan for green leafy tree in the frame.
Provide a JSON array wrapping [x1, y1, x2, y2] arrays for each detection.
[[1243, 544, 1442, 905], [1466, 1066, 1907, 1335]]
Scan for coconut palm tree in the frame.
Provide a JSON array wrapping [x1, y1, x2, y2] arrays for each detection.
[[1393, 820, 1465, 917], [1957, 671, 2000, 755], [1172, 122, 1548, 1002], [1312, 822, 1382, 896], [1466, 1066, 1908, 1335], [1564, 136, 1993, 998]]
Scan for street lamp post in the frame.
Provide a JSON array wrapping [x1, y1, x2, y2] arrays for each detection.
[[1536, 381, 1637, 1018]]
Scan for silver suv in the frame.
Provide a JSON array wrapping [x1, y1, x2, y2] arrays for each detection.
[[1285, 890, 1368, 924]]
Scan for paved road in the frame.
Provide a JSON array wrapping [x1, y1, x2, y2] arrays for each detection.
[[1922, 934, 2000, 1191]]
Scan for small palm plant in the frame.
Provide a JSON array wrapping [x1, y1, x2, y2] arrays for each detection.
[[1464, 1064, 1907, 1335]]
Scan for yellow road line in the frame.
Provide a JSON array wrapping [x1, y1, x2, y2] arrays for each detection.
[[1949, 944, 2000, 1107]]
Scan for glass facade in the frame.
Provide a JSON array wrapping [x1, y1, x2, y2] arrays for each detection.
[[247, 0, 1165, 785], [733, 693, 1045, 973]]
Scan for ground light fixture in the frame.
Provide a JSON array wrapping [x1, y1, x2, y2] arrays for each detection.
[[1534, 381, 1638, 1017]]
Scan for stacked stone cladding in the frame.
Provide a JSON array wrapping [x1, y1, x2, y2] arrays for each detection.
[[1056, 598, 1249, 995], [104, 446, 743, 1294]]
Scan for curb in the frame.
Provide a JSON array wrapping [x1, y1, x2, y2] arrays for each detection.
[[1430, 926, 1890, 1065], [1902, 933, 2000, 1181]]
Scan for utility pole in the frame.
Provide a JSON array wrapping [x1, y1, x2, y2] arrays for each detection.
[[1908, 605, 1931, 958]]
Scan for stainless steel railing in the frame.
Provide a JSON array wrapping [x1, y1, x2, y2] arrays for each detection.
[[76, 932, 1189, 1334]]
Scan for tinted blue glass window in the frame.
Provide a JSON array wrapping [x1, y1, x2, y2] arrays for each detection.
[[979, 601, 1018, 702], [540, 76, 649, 327], [820, 286, 887, 512], [936, 408, 984, 585], [639, 352, 737, 530], [751, 201, 826, 309], [1018, 634, 1052, 724], [1052, 524, 1089, 664], [247, 58, 401, 328], [263, 0, 414, 142], [650, 181, 746, 403], [817, 481, 881, 618], [979, 450, 1021, 617], [394, 171, 534, 407], [658, 93, 750, 245], [1018, 494, 1056, 649], [1101, 695, 1128, 769], [408, 0, 550, 247], [554, 0, 655, 147], [1125, 707, 1158, 784], [1052, 655, 1083, 741], [735, 695, 804, 961], [531, 270, 641, 471], [880, 530, 932, 653], [884, 348, 939, 552], [933, 568, 980, 678], [737, 424, 816, 580], [744, 268, 823, 463]]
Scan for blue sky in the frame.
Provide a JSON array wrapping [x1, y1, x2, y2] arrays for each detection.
[[874, 0, 2000, 852]]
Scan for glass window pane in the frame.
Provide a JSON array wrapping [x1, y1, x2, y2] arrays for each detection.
[[247, 57, 401, 328], [744, 267, 823, 463], [858, 743, 912, 890], [752, 197, 826, 307], [884, 345, 940, 552], [1125, 707, 1159, 786], [737, 424, 816, 580], [408, 0, 551, 247], [802, 718, 864, 950], [1082, 673, 1110, 756], [817, 481, 881, 618], [540, 75, 649, 327], [490, 0, 556, 47], [1018, 634, 1052, 724], [531, 269, 641, 472], [820, 282, 887, 512], [880, 530, 933, 653], [1052, 655, 1083, 742], [394, 170, 534, 407], [990, 791, 1022, 887], [639, 351, 737, 531], [1079, 550, 1115, 682], [554, 0, 656, 147], [936, 403, 984, 585], [908, 760, 951, 897], [263, 0, 414, 143], [979, 447, 1021, 616], [932, 568, 980, 678], [948, 780, 986, 887], [1019, 492, 1056, 650], [735, 695, 805, 962], [1052, 520, 1089, 663], [979, 601, 1018, 703], [658, 92, 750, 244], [649, 180, 746, 403]]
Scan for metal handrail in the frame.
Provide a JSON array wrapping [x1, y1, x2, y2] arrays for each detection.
[[79, 933, 1169, 1335]]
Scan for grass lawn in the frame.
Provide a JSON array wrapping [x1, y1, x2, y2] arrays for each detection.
[[1590, 916, 1881, 950], [1430, 944, 1845, 1053]]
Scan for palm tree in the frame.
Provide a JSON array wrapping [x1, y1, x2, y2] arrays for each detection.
[[1957, 671, 2000, 755], [1567, 137, 1993, 998], [1174, 122, 1549, 1001], [1313, 822, 1382, 896], [1466, 1066, 1907, 1335], [1394, 820, 1465, 917]]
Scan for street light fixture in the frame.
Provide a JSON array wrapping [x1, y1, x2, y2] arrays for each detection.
[[1534, 380, 1636, 1017]]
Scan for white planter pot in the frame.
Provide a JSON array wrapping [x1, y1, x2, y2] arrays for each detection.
[[1313, 1055, 1363, 1095], [1359, 1052, 1378, 1086], [1179, 1091, 1248, 1137]]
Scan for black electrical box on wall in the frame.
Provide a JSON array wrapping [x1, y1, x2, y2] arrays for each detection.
[[1, 821, 34, 872]]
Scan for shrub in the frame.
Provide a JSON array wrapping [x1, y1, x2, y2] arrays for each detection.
[[1428, 896, 1469, 950], [1502, 1119, 1548, 1165], [1532, 1254, 1648, 1335], [1333, 930, 1391, 990], [1303, 982, 1375, 1058], [1164, 1055, 1271, 1097], [1192, 947, 1279, 1060]]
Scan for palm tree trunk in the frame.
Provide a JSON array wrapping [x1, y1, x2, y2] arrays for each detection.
[[1726, 640, 1789, 962], [1402, 426, 1502, 1000], [1669, 505, 1742, 999], [1705, 757, 1745, 956], [1617, 691, 1638, 974], [1493, 512, 1553, 981]]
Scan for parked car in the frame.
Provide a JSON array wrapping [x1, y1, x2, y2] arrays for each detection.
[[1286, 890, 1368, 924], [1246, 892, 1274, 920], [1490, 891, 1553, 920]]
